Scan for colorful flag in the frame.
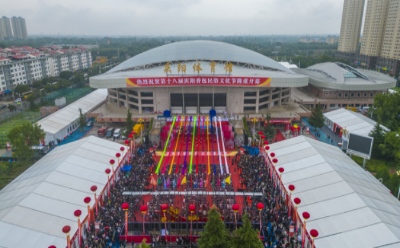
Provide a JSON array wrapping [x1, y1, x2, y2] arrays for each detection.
[[217, 177, 220, 187], [200, 178, 203, 188], [173, 178, 176, 189], [158, 177, 162, 185], [177, 177, 181, 188], [225, 176, 231, 184], [167, 178, 170, 188], [194, 178, 198, 189], [222, 180, 225, 188], [163, 177, 166, 190], [181, 176, 187, 185]]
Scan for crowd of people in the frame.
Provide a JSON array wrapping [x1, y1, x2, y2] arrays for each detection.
[[74, 136, 302, 248]]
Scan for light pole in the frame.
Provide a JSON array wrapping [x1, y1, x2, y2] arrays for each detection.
[[189, 204, 196, 245]]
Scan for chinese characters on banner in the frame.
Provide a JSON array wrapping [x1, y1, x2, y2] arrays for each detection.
[[126, 77, 271, 87]]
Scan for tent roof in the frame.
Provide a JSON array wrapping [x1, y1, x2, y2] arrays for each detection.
[[267, 136, 400, 248], [37, 89, 107, 135], [0, 136, 128, 248], [323, 108, 390, 136]]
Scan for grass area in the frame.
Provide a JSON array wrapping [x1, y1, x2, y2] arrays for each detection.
[[0, 160, 35, 190], [351, 155, 396, 173], [391, 87, 400, 92]]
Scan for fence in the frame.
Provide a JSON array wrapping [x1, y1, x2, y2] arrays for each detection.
[[42, 88, 93, 106]]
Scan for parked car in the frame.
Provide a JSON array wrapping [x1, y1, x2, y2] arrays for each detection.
[[87, 121, 93, 127], [106, 128, 115, 138], [14, 98, 21, 103], [113, 129, 121, 139], [121, 129, 127, 140], [97, 128, 106, 137]]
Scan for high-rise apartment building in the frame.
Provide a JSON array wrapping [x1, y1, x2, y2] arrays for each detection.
[[0, 16, 13, 39], [337, 0, 365, 53], [11, 17, 28, 40], [360, 0, 391, 57], [381, 0, 400, 60], [0, 29, 3, 41]]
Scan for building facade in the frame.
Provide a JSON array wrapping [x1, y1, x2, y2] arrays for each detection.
[[0, 47, 92, 93], [337, 0, 365, 53], [326, 36, 339, 44], [0, 16, 13, 39], [11, 17, 28, 40], [90, 40, 308, 114]]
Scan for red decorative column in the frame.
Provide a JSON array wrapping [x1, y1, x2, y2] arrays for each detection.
[[140, 205, 148, 238], [161, 204, 169, 243], [74, 210, 82, 247], [84, 197, 91, 232], [232, 204, 239, 231], [122, 203, 129, 241], [62, 225, 71, 248], [257, 203, 264, 236]]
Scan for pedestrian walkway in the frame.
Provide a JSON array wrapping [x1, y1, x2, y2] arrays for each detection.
[[302, 118, 340, 148], [57, 126, 93, 146]]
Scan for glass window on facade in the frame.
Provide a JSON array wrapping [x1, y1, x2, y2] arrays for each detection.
[[244, 99, 256, 104], [244, 92, 257, 97], [141, 99, 154, 104], [128, 90, 138, 96], [244, 106, 256, 111], [259, 103, 268, 110], [350, 93, 355, 97], [129, 97, 138, 103], [184, 94, 198, 107], [171, 94, 183, 107], [260, 89, 269, 96], [142, 106, 154, 111], [129, 104, 138, 110], [141, 92, 153, 97], [259, 96, 269, 103], [214, 93, 226, 107], [272, 94, 279, 100], [199, 94, 213, 106]]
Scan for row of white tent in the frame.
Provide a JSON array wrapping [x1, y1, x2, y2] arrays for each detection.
[[37, 89, 107, 144]]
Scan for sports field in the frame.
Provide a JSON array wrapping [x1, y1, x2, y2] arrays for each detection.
[[0, 112, 41, 148]]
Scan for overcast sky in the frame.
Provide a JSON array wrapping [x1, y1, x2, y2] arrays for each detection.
[[3, 0, 345, 36]]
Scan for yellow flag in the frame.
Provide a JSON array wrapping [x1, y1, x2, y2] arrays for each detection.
[[225, 176, 231, 184], [181, 176, 187, 184]]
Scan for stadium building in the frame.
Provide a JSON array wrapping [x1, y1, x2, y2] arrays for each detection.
[[90, 40, 308, 114]]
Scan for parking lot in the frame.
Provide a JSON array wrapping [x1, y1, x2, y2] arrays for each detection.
[[85, 123, 144, 145]]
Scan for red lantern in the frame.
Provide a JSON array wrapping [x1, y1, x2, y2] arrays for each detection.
[[74, 210, 82, 217], [270, 152, 275, 157], [294, 198, 301, 205], [105, 168, 111, 174], [90, 185, 97, 192], [120, 147, 125, 152], [258, 131, 263, 135], [116, 153, 121, 158], [261, 135, 265, 140], [124, 140, 129, 145], [161, 204, 168, 212], [288, 185, 295, 191], [257, 203, 264, 211], [189, 204, 196, 213], [84, 197, 91, 204], [128, 134, 133, 139], [140, 205, 148, 214], [49, 246, 56, 248], [62, 225, 71, 234], [263, 140, 269, 145], [131, 131, 136, 135], [264, 145, 270, 151], [278, 167, 284, 173], [272, 158, 278, 164], [121, 203, 129, 211], [302, 212, 310, 220], [109, 159, 115, 165], [232, 204, 239, 212], [310, 229, 319, 238]]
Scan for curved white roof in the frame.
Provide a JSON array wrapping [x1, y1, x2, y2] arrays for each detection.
[[0, 136, 127, 248], [292, 62, 396, 91], [267, 136, 400, 248], [108, 40, 294, 74]]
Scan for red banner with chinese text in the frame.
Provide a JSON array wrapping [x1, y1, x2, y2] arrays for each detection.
[[126, 77, 271, 87]]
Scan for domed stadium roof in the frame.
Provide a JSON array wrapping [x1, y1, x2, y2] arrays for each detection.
[[107, 40, 295, 74], [292, 62, 396, 91]]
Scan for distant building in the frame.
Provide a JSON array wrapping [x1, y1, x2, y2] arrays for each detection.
[[0, 16, 13, 39], [11, 17, 28, 40], [326, 36, 339, 44]]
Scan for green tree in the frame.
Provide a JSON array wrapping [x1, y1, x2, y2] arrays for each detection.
[[79, 108, 86, 131], [8, 105, 16, 112], [7, 122, 45, 161], [263, 112, 276, 141], [308, 103, 324, 130], [125, 109, 135, 137], [369, 123, 386, 158], [13, 84, 30, 95], [388, 174, 400, 196], [32, 81, 43, 89], [198, 206, 229, 248], [373, 92, 400, 130], [375, 166, 391, 185], [379, 132, 400, 162], [59, 71, 73, 80], [229, 213, 263, 248]]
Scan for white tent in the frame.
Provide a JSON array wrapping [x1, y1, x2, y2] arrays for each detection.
[[37, 89, 107, 144], [323, 108, 389, 140], [266, 136, 400, 248], [0, 136, 128, 248]]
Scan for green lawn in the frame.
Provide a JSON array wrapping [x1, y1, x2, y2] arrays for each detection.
[[391, 87, 400, 92], [351, 155, 396, 173], [0, 160, 35, 190]]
